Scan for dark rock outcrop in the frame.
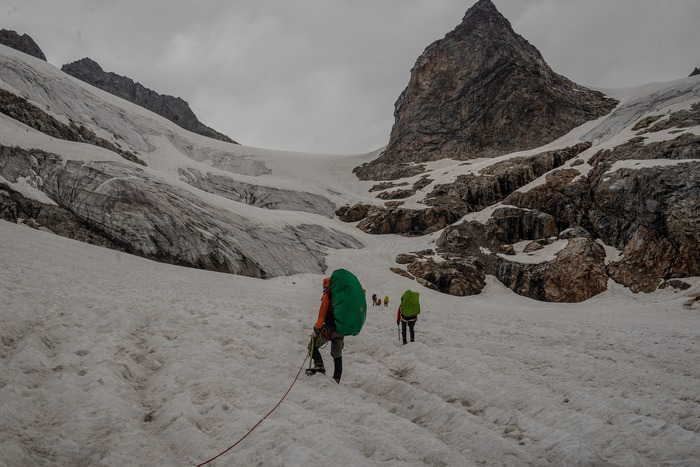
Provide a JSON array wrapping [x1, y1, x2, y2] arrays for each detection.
[[406, 257, 486, 296], [495, 237, 608, 302], [434, 133, 700, 297], [356, 205, 461, 236], [0, 88, 145, 165], [0, 29, 46, 61], [426, 143, 590, 215], [585, 136, 700, 292], [484, 207, 558, 245], [335, 203, 372, 222], [354, 0, 617, 180], [633, 103, 700, 134], [690, 67, 700, 77], [61, 58, 236, 144]]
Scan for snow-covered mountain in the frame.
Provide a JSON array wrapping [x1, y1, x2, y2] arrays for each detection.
[[0, 43, 374, 278], [1, 6, 700, 466]]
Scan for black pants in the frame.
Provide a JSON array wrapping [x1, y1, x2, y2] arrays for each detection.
[[401, 317, 416, 344]]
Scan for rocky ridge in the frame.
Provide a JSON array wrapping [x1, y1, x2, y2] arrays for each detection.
[[61, 58, 236, 144], [0, 29, 46, 61]]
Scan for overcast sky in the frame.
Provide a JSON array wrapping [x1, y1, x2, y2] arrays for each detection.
[[3, 0, 699, 154]]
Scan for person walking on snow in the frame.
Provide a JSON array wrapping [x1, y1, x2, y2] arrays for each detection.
[[396, 290, 420, 345], [307, 276, 344, 383]]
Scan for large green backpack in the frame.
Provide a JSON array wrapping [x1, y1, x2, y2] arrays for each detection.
[[330, 269, 367, 336], [400, 290, 420, 317]]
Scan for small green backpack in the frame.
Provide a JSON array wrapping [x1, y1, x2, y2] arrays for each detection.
[[330, 269, 367, 336], [400, 290, 420, 317]]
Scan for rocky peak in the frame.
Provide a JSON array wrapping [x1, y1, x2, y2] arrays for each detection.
[[61, 58, 237, 144], [690, 67, 700, 77], [355, 0, 617, 180], [0, 29, 46, 61]]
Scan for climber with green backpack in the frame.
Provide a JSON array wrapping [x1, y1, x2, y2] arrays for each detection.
[[396, 290, 420, 345], [307, 269, 367, 383]]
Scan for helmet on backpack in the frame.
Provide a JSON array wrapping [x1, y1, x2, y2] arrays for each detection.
[[322, 277, 331, 289]]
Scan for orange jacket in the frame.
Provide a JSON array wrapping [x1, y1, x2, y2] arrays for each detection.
[[314, 290, 332, 329]]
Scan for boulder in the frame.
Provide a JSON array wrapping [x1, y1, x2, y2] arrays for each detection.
[[335, 203, 371, 222], [407, 257, 486, 296], [495, 238, 608, 302]]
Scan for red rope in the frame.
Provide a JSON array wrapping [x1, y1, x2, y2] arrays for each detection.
[[195, 353, 309, 466]]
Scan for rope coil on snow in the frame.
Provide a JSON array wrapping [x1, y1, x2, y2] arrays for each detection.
[[195, 353, 309, 466]]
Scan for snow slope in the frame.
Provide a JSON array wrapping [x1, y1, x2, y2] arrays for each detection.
[[2, 219, 699, 466]]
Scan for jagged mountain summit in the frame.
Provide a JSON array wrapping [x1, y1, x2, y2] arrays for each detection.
[[355, 0, 617, 180], [62, 57, 237, 144], [0, 29, 46, 61]]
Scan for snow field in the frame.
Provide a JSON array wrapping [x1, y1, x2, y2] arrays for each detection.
[[2, 220, 699, 466]]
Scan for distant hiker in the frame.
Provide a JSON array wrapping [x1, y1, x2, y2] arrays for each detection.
[[307, 271, 367, 383], [396, 290, 420, 345], [384, 296, 389, 307], [376, 297, 382, 306], [371, 293, 377, 306]]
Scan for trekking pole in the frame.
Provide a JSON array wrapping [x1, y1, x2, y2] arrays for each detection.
[[397, 323, 401, 344]]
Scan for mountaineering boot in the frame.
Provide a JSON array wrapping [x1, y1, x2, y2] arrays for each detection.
[[305, 360, 325, 376], [332, 357, 342, 384]]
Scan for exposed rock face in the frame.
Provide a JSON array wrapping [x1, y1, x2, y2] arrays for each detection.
[[495, 238, 608, 302], [426, 143, 590, 215], [633, 102, 700, 134], [585, 136, 700, 292], [690, 67, 700, 77], [0, 147, 362, 278], [356, 205, 461, 236], [336, 203, 371, 222], [0, 29, 46, 61], [61, 58, 237, 144], [0, 88, 145, 165], [484, 207, 558, 245], [406, 257, 486, 296], [436, 132, 700, 297], [354, 0, 617, 180]]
